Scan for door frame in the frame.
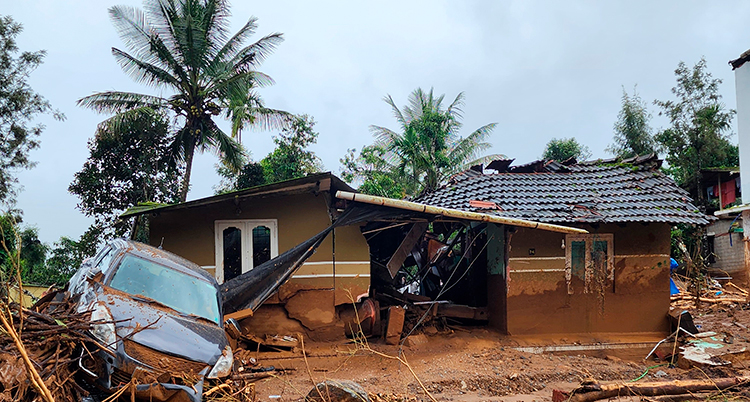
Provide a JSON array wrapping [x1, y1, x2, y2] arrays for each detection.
[[214, 219, 279, 284]]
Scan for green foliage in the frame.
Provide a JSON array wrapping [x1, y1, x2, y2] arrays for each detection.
[[260, 115, 323, 184], [215, 115, 323, 193], [344, 88, 496, 198], [0, 212, 79, 287], [69, 108, 182, 240], [654, 57, 738, 208], [340, 145, 407, 199], [0, 15, 63, 204], [608, 87, 656, 158], [77, 0, 291, 201], [45, 226, 103, 286], [236, 162, 267, 189], [542, 137, 591, 162]]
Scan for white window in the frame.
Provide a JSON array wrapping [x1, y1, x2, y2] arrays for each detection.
[[565, 234, 614, 294], [214, 220, 278, 284]]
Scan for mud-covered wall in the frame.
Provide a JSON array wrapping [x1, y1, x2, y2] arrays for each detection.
[[506, 223, 671, 336], [148, 191, 370, 306]]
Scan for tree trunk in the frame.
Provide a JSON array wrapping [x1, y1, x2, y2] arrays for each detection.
[[556, 376, 750, 402], [179, 141, 196, 203]]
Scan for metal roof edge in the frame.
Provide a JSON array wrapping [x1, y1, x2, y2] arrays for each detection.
[[120, 172, 354, 219], [714, 203, 750, 217]]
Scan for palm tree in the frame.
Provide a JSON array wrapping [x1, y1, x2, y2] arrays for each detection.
[[78, 0, 291, 201], [370, 88, 498, 195]]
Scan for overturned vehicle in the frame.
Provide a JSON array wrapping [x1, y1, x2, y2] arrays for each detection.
[[68, 239, 233, 402]]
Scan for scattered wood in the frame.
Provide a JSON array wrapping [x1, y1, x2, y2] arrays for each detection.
[[0, 293, 95, 402], [230, 371, 276, 382], [555, 376, 750, 402], [670, 294, 747, 303], [727, 282, 749, 296]]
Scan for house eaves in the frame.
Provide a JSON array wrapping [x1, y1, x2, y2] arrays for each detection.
[[120, 172, 354, 219]]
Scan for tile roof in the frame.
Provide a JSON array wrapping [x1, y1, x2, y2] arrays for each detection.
[[416, 156, 710, 225]]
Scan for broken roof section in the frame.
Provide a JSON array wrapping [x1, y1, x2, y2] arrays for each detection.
[[417, 154, 710, 225], [730, 48, 750, 70]]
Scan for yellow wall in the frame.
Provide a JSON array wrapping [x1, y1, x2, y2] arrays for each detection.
[[148, 191, 370, 305], [9, 285, 49, 307], [506, 223, 671, 336]]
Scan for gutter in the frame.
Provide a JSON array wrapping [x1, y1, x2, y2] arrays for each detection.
[[335, 191, 588, 235]]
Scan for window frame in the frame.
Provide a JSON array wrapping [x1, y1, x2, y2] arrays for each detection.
[[214, 219, 279, 284], [565, 234, 614, 294]]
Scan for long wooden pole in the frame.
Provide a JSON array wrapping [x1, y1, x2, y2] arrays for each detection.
[[560, 377, 750, 402], [335, 191, 588, 235]]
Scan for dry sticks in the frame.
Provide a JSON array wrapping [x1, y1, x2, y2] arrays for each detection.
[[0, 295, 95, 402]]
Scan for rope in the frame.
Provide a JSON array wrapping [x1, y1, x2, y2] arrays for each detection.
[[629, 364, 667, 382]]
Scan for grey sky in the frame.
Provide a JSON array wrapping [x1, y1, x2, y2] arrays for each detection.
[[6, 1, 750, 244]]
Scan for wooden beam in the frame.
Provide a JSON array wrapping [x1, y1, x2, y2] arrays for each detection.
[[386, 222, 428, 278]]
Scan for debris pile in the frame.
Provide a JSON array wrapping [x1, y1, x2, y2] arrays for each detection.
[[0, 291, 264, 402], [0, 296, 93, 402], [670, 275, 748, 309]]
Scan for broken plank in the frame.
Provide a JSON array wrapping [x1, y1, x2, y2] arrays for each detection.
[[386, 222, 428, 278], [385, 306, 405, 345], [224, 308, 254, 321]]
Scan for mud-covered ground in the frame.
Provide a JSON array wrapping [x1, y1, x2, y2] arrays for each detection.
[[246, 302, 750, 402]]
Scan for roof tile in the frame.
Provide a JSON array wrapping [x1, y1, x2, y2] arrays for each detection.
[[417, 160, 709, 225]]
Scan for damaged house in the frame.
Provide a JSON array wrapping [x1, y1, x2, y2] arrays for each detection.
[[121, 172, 585, 341], [121, 173, 373, 338], [700, 168, 746, 282], [416, 155, 709, 336], [122, 155, 706, 342]]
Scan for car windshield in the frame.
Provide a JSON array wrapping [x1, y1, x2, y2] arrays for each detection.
[[109, 254, 221, 324]]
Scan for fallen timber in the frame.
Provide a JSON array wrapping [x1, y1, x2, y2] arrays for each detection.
[[555, 376, 750, 402]]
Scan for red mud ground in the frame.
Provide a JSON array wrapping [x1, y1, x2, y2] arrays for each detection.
[[246, 303, 750, 402]]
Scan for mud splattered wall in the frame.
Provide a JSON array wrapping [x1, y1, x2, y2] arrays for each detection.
[[506, 223, 671, 336], [148, 191, 370, 306]]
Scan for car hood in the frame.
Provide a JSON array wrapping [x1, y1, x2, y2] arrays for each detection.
[[100, 292, 227, 365]]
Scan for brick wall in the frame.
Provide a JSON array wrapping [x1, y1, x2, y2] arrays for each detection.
[[708, 219, 746, 275]]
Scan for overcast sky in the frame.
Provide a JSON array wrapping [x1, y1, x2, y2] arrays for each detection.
[[6, 1, 750, 244]]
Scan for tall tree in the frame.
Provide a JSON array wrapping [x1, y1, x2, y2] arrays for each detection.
[[608, 87, 656, 158], [215, 115, 323, 192], [346, 88, 496, 197], [77, 0, 290, 202], [45, 227, 103, 286], [542, 137, 591, 162], [0, 15, 63, 204], [214, 153, 264, 194], [341, 145, 406, 199], [654, 57, 737, 207], [69, 108, 182, 240], [0, 212, 59, 286], [260, 115, 323, 184]]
